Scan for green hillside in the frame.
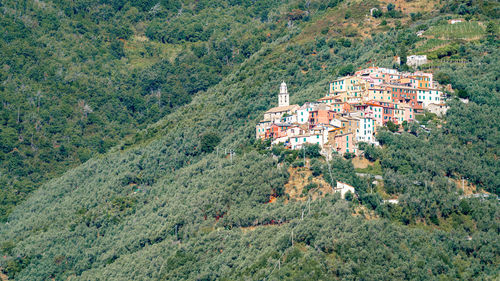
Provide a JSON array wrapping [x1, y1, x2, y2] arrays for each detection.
[[0, 0, 306, 220], [1, 0, 499, 280]]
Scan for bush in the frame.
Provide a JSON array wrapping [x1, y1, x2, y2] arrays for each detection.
[[435, 72, 451, 85], [338, 64, 354, 76], [200, 132, 221, 153], [359, 143, 381, 162], [310, 159, 323, 176], [361, 193, 382, 210], [303, 183, 318, 194], [372, 9, 383, 18], [343, 152, 355, 159], [292, 160, 304, 168], [386, 120, 398, 132], [302, 144, 322, 158]]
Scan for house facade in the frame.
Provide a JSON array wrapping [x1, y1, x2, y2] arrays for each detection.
[[256, 67, 446, 155]]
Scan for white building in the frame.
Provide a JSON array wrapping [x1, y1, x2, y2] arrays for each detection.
[[279, 81, 289, 107], [335, 181, 355, 199], [356, 117, 377, 144], [286, 125, 306, 138], [281, 114, 297, 124], [427, 103, 449, 116], [262, 82, 299, 123], [297, 102, 319, 124], [417, 89, 443, 107], [290, 134, 310, 149], [289, 129, 328, 149], [406, 55, 428, 68]]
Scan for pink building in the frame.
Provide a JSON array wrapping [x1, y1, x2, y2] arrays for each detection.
[[362, 101, 384, 126], [333, 132, 354, 154]]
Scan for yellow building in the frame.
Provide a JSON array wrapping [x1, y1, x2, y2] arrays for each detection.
[[329, 76, 368, 102], [366, 86, 392, 102]]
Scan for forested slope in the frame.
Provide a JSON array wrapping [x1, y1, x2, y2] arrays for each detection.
[[0, 0, 306, 220], [1, 0, 499, 280]]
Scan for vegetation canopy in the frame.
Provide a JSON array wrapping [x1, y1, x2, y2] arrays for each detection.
[[0, 0, 499, 280]]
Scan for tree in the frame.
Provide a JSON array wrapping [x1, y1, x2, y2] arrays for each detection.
[[359, 143, 381, 161], [372, 9, 383, 18], [338, 64, 354, 76], [110, 40, 125, 59], [457, 89, 469, 99], [386, 120, 398, 132], [401, 121, 408, 131], [343, 152, 355, 159], [303, 144, 321, 158], [435, 72, 451, 85], [200, 132, 221, 153], [486, 22, 496, 41], [0, 127, 17, 153], [398, 45, 407, 65]]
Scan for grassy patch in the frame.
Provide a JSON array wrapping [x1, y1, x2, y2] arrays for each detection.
[[124, 36, 182, 69], [414, 38, 448, 53], [355, 160, 383, 175]]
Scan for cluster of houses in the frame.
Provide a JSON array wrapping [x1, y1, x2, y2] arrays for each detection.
[[256, 66, 447, 155]]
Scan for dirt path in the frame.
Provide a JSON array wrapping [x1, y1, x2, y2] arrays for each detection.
[[240, 223, 283, 233]]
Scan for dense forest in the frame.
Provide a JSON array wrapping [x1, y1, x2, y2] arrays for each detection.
[[1, 0, 499, 280]]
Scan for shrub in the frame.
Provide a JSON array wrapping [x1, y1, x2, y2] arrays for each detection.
[[292, 160, 304, 168], [200, 132, 221, 153], [303, 183, 318, 194], [338, 64, 354, 76]]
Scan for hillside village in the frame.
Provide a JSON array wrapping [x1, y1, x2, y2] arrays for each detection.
[[256, 66, 448, 155]]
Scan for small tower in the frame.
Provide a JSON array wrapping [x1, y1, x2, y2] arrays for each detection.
[[278, 81, 289, 107]]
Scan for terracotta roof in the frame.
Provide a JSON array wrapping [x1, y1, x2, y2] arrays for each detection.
[[318, 95, 341, 101], [265, 104, 299, 113], [328, 127, 343, 132]]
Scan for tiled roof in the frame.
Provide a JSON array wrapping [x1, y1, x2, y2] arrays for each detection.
[[265, 104, 299, 113]]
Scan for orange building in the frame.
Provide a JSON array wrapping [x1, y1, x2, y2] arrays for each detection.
[[309, 109, 335, 128]]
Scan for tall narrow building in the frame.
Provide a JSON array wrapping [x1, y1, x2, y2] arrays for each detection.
[[279, 81, 289, 107]]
